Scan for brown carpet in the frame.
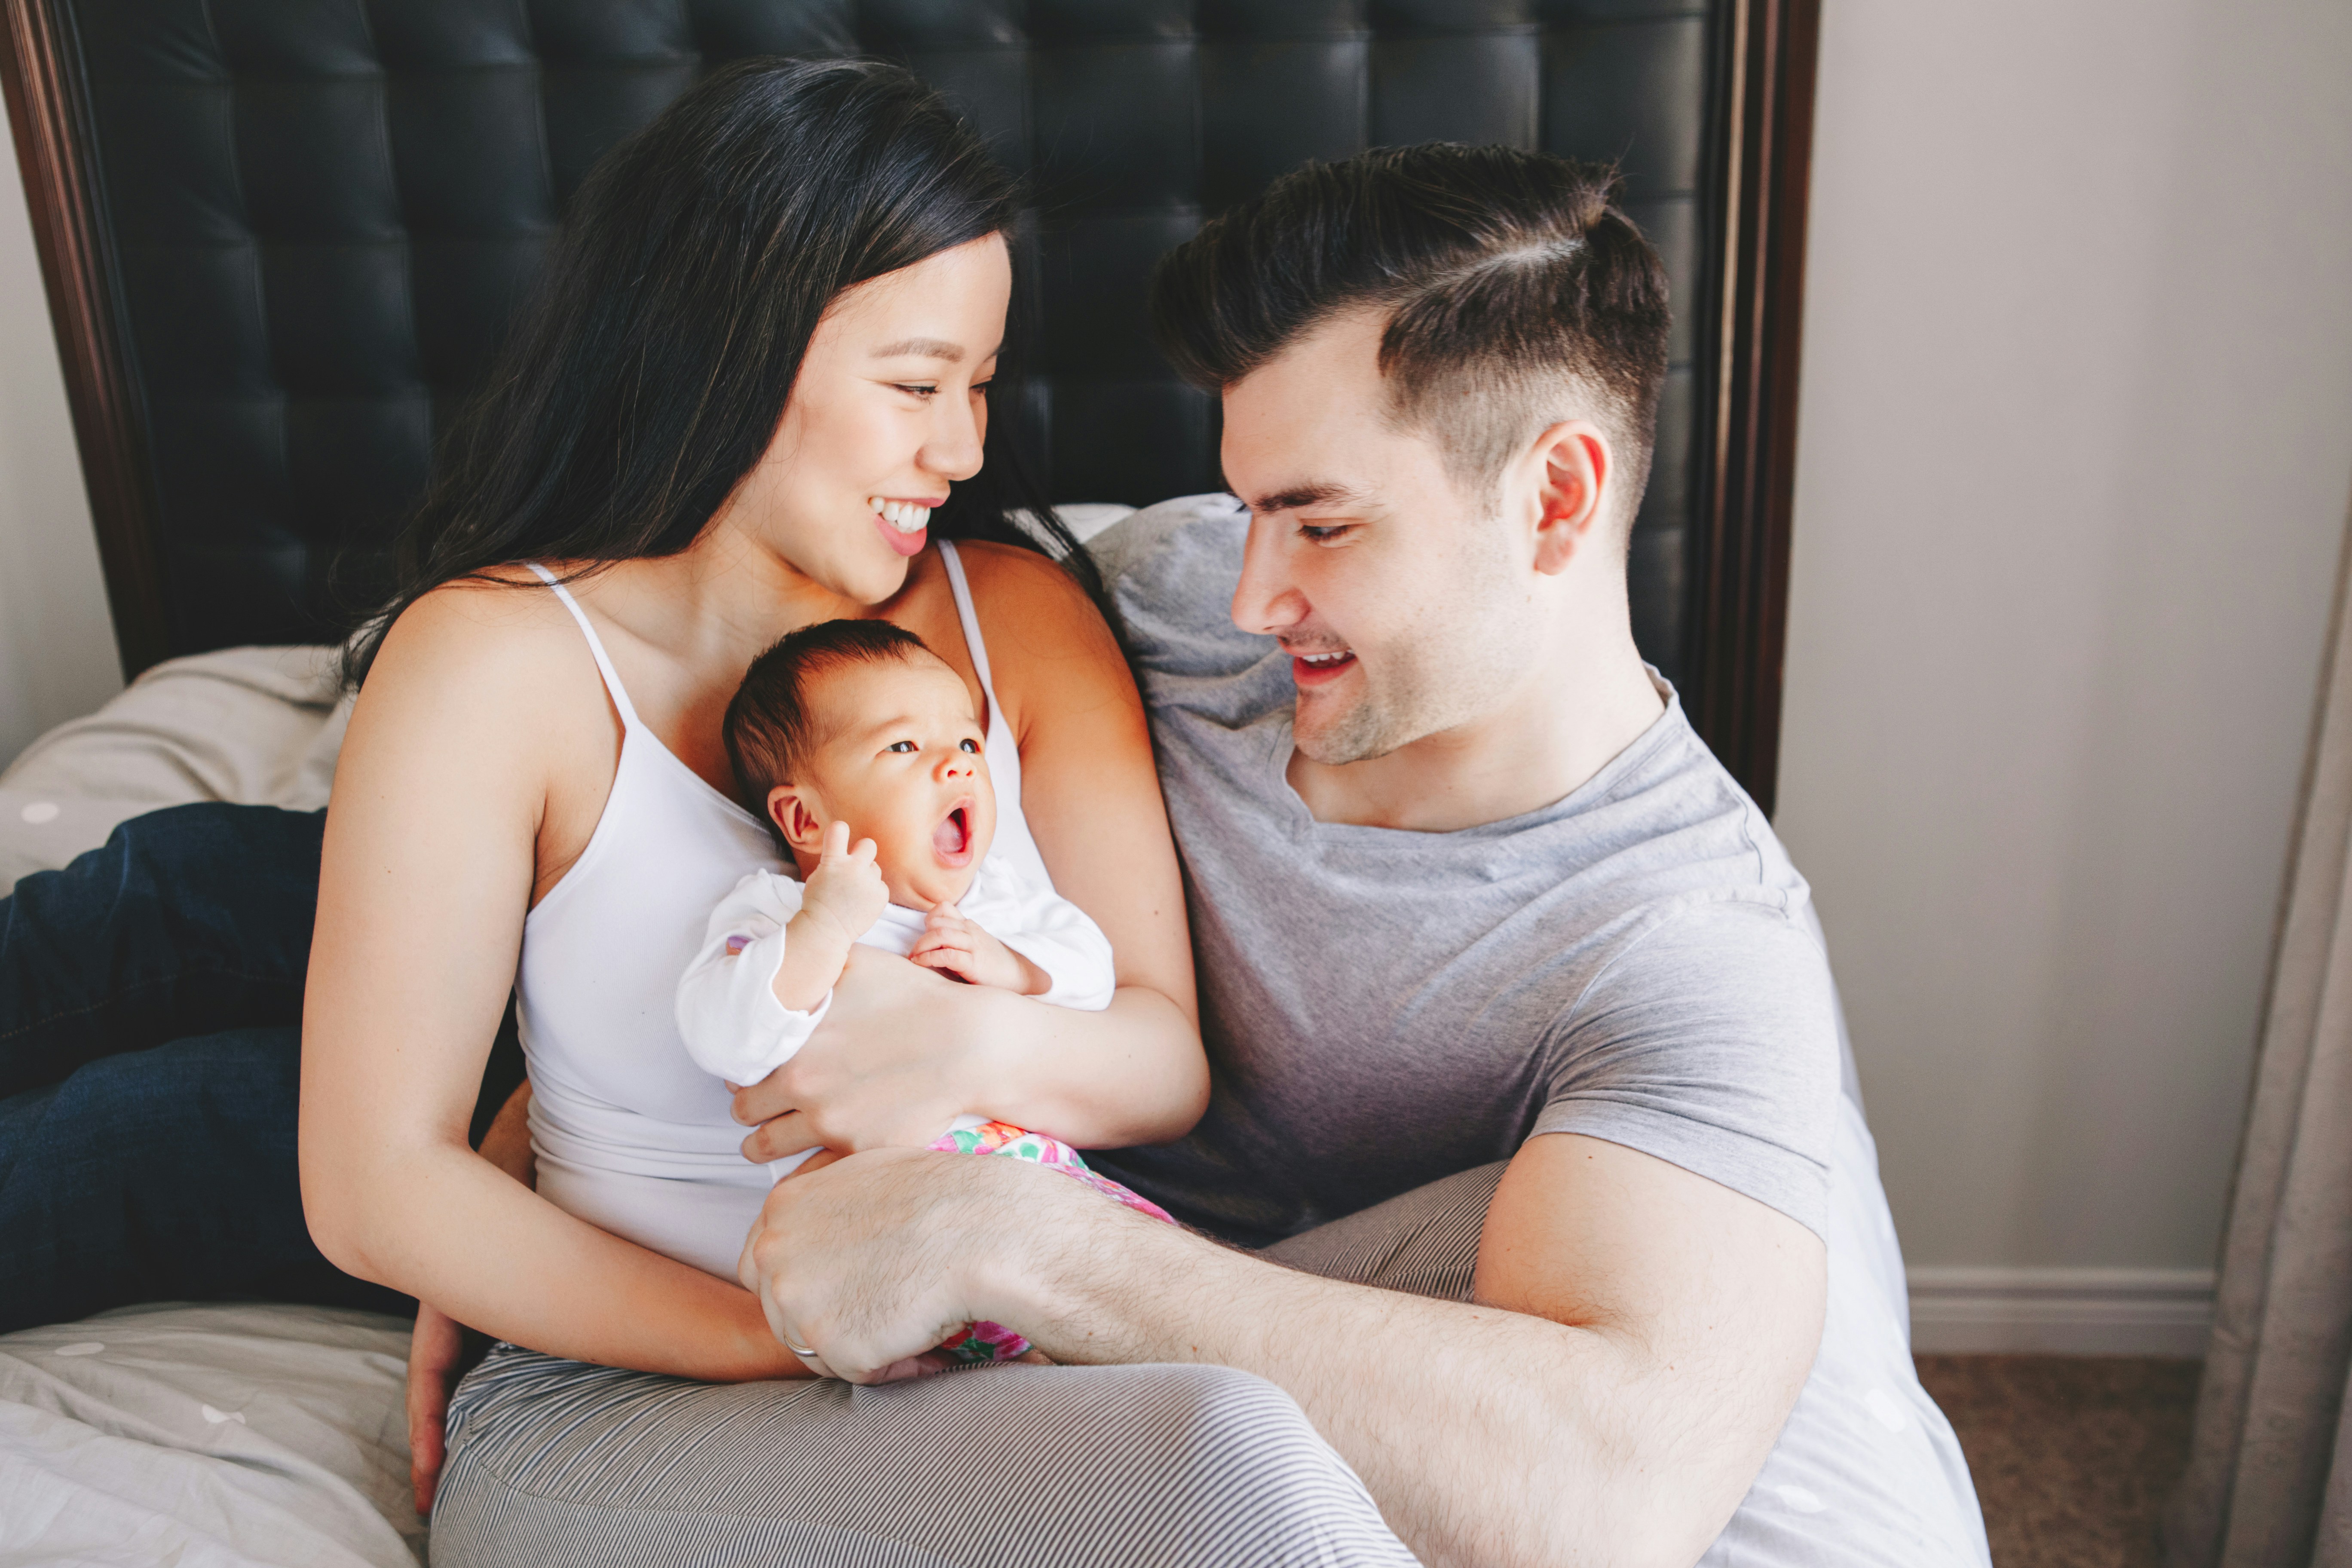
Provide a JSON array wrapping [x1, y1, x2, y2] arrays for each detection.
[[1915, 1355, 2202, 1568]]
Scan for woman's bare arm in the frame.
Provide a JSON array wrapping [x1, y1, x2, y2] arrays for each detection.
[[299, 583, 800, 1383], [733, 544, 1206, 1156]]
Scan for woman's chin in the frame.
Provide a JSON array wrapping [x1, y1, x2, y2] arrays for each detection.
[[820, 550, 915, 609]]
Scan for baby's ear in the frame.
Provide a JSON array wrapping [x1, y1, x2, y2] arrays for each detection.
[[768, 785, 825, 856]]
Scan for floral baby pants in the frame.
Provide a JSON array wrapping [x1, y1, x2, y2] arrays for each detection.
[[925, 1120, 1175, 1364]]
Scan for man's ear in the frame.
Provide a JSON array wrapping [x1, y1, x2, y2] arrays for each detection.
[[1525, 420, 1612, 576], [767, 785, 826, 857]]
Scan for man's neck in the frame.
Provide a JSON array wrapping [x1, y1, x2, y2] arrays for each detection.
[[1285, 629, 1666, 834]]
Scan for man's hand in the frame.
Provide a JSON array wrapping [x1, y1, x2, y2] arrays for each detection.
[[739, 1144, 1101, 1381], [799, 821, 888, 941], [910, 902, 1051, 994]]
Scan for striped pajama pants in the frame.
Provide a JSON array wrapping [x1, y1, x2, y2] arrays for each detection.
[[429, 1162, 1501, 1567]]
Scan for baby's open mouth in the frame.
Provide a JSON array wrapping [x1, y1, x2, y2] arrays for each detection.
[[934, 805, 972, 861]]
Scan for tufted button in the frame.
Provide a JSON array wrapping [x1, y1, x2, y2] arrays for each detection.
[[62, 0, 1717, 682]]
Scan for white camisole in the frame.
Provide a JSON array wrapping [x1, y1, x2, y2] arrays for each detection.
[[519, 542, 1052, 1278]]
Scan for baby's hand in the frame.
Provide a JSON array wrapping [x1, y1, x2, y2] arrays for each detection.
[[800, 821, 889, 941], [912, 903, 1051, 995]]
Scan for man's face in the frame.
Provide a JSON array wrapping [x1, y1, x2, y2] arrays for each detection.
[[1222, 312, 1534, 766]]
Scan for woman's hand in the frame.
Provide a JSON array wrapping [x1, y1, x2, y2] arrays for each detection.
[[734, 944, 1003, 1160], [405, 1302, 486, 1517], [405, 1078, 533, 1516]]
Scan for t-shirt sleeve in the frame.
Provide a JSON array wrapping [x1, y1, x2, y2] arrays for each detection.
[[1535, 896, 1842, 1237]]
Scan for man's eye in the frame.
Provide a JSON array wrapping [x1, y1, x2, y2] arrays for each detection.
[[886, 740, 918, 753], [1298, 523, 1354, 543], [959, 738, 981, 753]]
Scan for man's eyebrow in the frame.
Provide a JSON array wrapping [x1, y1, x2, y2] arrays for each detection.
[[870, 337, 966, 362], [1239, 480, 1370, 514]]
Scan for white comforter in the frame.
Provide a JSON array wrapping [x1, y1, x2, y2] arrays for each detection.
[[0, 1305, 422, 1567]]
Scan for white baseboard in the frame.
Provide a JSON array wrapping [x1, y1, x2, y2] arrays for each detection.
[[1906, 1266, 2215, 1357]]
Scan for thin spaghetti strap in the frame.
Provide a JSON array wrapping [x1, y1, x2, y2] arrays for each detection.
[[527, 562, 643, 731], [935, 541, 1002, 719]]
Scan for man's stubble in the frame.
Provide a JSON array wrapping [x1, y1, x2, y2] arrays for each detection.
[[1292, 510, 1534, 769]]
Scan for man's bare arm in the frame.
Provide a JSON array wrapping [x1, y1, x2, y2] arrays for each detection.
[[748, 1132, 1824, 1568]]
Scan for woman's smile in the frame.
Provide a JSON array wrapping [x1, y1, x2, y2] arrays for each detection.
[[868, 495, 942, 558]]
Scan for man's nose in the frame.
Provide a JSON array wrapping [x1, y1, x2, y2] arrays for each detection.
[[1231, 516, 1308, 636]]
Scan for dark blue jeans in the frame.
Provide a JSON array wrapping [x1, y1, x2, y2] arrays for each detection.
[[0, 802, 525, 1331]]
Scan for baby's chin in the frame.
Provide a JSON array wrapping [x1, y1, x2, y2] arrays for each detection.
[[891, 864, 980, 912]]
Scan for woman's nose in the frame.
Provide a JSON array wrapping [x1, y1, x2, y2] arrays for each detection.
[[922, 387, 987, 484]]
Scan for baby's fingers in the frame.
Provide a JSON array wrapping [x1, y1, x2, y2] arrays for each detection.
[[912, 947, 975, 981], [821, 819, 851, 861]]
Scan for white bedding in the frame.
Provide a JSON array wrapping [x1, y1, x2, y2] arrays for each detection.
[[0, 645, 416, 1566], [0, 645, 351, 890], [0, 1305, 422, 1567]]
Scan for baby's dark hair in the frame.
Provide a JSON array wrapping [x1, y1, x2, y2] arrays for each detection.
[[724, 619, 936, 851]]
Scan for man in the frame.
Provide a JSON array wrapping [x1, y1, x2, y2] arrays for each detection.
[[734, 146, 1993, 1565]]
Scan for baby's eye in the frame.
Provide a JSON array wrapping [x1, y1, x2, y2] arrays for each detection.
[[885, 740, 918, 753], [959, 738, 981, 754]]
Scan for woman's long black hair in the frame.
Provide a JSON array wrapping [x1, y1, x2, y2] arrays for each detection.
[[343, 57, 1085, 682]]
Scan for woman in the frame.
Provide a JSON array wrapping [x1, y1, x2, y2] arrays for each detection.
[[294, 58, 1410, 1566]]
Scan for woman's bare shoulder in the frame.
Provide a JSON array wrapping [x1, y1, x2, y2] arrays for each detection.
[[355, 570, 617, 756], [950, 540, 1116, 652], [374, 571, 594, 681], [949, 541, 1140, 742]]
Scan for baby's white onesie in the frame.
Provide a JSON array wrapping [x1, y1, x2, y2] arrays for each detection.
[[675, 854, 1115, 1176]]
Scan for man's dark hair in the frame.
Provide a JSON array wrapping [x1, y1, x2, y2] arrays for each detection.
[[1150, 144, 1671, 531], [725, 619, 935, 850]]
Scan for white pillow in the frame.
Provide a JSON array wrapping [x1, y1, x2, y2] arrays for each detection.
[[0, 645, 348, 887]]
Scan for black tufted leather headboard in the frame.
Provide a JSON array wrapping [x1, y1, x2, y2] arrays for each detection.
[[3, 0, 1815, 807]]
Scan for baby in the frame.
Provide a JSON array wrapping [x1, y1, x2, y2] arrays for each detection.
[[675, 619, 1171, 1361]]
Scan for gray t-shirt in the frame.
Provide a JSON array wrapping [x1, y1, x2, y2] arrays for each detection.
[[1086, 495, 1993, 1565], [1090, 494, 1841, 1246]]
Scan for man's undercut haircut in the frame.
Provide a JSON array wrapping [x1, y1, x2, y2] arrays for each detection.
[[1150, 143, 1672, 528], [725, 619, 935, 851]]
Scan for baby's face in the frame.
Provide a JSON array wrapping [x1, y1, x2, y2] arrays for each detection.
[[774, 655, 998, 910]]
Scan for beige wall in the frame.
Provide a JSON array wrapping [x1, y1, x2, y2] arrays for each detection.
[[1778, 0, 2352, 1290], [0, 126, 117, 769]]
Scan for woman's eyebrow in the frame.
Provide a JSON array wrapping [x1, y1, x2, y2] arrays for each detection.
[[871, 337, 965, 361]]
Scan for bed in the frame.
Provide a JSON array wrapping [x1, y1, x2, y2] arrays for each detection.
[[1, 1, 1822, 1560]]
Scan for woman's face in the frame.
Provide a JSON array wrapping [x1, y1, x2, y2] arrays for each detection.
[[723, 233, 1013, 604]]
